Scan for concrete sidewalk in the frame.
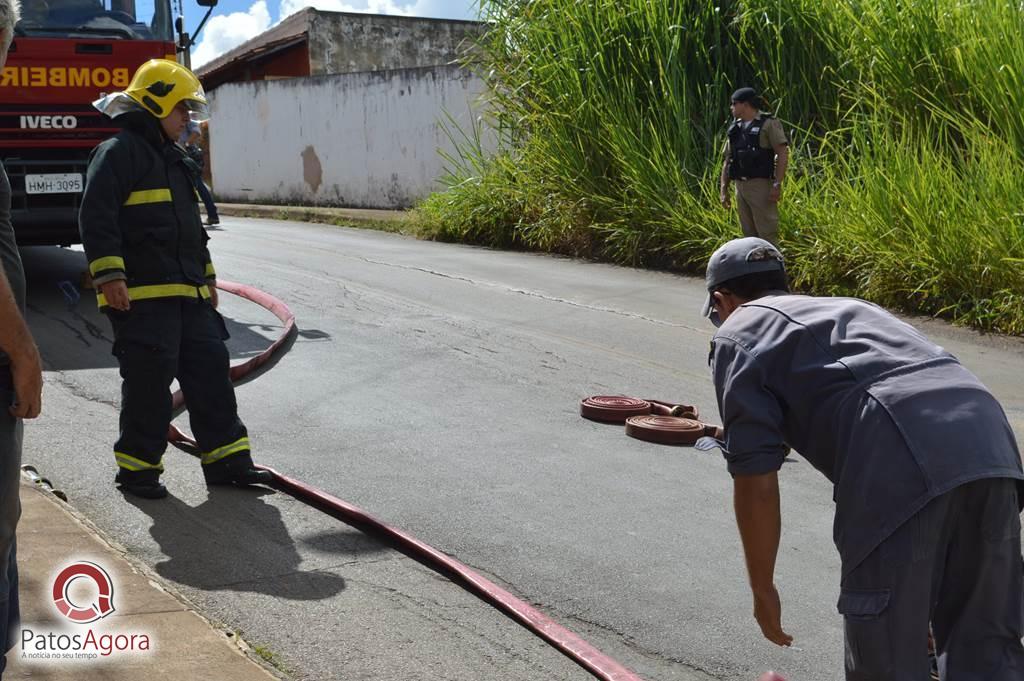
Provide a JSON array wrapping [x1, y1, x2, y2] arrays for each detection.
[[6, 478, 281, 680]]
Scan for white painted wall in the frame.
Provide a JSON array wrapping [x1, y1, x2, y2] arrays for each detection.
[[207, 65, 491, 209]]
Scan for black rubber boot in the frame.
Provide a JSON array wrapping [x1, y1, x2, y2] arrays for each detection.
[[203, 455, 273, 487], [115, 470, 168, 499]]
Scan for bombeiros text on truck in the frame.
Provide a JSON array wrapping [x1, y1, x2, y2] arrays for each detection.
[[0, 0, 217, 246]]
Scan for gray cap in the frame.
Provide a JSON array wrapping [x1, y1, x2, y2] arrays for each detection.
[[700, 237, 785, 326]]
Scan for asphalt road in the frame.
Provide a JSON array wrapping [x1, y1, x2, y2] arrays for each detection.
[[18, 217, 1024, 681]]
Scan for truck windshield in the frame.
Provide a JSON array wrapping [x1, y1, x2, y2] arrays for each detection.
[[15, 0, 174, 42]]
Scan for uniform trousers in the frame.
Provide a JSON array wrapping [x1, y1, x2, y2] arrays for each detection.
[[109, 296, 250, 478], [734, 178, 779, 244], [839, 477, 1024, 680]]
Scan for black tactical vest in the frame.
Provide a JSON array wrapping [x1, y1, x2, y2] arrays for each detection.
[[727, 114, 776, 180]]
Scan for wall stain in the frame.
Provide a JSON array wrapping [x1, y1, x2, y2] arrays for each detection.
[[301, 145, 323, 195]]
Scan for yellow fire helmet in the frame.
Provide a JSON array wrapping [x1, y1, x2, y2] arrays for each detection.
[[94, 59, 210, 122]]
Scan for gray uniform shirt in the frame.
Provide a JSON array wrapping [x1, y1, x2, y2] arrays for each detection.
[[710, 294, 1023, 574], [0, 164, 27, 368]]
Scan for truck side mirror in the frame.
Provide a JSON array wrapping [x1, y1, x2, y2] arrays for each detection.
[[196, 0, 218, 6]]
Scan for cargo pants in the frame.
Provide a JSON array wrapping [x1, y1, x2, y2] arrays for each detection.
[[839, 477, 1024, 680], [734, 178, 779, 245], [109, 296, 252, 481]]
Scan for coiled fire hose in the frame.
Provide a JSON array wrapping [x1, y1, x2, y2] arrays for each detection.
[[164, 280, 647, 681], [579, 396, 721, 446]]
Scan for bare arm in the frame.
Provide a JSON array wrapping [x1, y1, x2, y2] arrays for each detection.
[[769, 144, 788, 203], [720, 149, 732, 209], [0, 10, 38, 418], [773, 144, 789, 185], [734, 471, 792, 646], [0, 0, 20, 70], [0, 266, 42, 419], [0, 28, 12, 72]]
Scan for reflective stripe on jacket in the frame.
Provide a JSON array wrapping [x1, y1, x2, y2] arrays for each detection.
[[79, 112, 215, 309]]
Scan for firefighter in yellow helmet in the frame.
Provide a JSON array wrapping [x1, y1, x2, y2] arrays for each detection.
[[80, 59, 271, 499]]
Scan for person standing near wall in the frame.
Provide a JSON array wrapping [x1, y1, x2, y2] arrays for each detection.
[[719, 88, 789, 245], [0, 0, 45, 672], [80, 59, 271, 499], [181, 120, 220, 226]]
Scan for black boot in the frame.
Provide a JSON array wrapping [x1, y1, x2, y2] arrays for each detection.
[[203, 454, 273, 487], [115, 469, 168, 499]]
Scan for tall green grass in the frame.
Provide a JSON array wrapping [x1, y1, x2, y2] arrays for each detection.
[[414, 0, 1024, 334]]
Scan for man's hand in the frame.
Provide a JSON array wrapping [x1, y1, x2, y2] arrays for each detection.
[[99, 280, 130, 311], [769, 183, 782, 204], [734, 472, 791, 646], [720, 187, 731, 210], [752, 584, 793, 647], [0, 257, 43, 418], [9, 345, 42, 419], [208, 285, 218, 309]]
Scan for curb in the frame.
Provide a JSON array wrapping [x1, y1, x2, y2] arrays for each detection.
[[214, 203, 409, 232], [12, 474, 287, 680]]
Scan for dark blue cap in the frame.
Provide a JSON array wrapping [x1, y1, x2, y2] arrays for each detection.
[[731, 87, 758, 103]]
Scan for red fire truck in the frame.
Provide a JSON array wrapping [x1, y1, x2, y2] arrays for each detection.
[[1, 0, 215, 245]]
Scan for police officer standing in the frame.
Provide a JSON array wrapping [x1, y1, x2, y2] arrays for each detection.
[[719, 88, 789, 245], [180, 120, 219, 226], [700, 237, 1024, 679], [80, 59, 272, 499]]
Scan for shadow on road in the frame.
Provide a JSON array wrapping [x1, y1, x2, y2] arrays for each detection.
[[125, 485, 390, 600], [19, 246, 291, 372]]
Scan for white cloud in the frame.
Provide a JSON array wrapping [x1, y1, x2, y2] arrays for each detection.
[[279, 0, 475, 22], [190, 0, 273, 69], [191, 0, 476, 69]]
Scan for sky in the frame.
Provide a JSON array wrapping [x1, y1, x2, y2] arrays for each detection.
[[188, 0, 480, 68]]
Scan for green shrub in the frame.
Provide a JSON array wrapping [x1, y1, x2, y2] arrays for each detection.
[[418, 0, 1024, 333]]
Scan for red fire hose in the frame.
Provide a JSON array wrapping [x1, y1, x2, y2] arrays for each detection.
[[579, 395, 699, 423], [624, 415, 716, 445], [166, 281, 647, 681], [580, 395, 718, 446], [267, 465, 644, 681]]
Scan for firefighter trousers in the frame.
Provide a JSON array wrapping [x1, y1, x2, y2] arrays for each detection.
[[108, 296, 250, 480]]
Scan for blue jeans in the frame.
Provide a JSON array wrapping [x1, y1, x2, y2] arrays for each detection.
[[196, 180, 219, 223], [0, 370, 22, 676], [0, 164, 23, 676], [0, 542, 18, 675]]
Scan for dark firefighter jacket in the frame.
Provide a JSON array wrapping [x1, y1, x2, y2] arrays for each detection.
[[79, 110, 215, 309]]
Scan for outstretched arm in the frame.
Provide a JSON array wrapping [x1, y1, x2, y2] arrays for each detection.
[[734, 471, 792, 646]]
